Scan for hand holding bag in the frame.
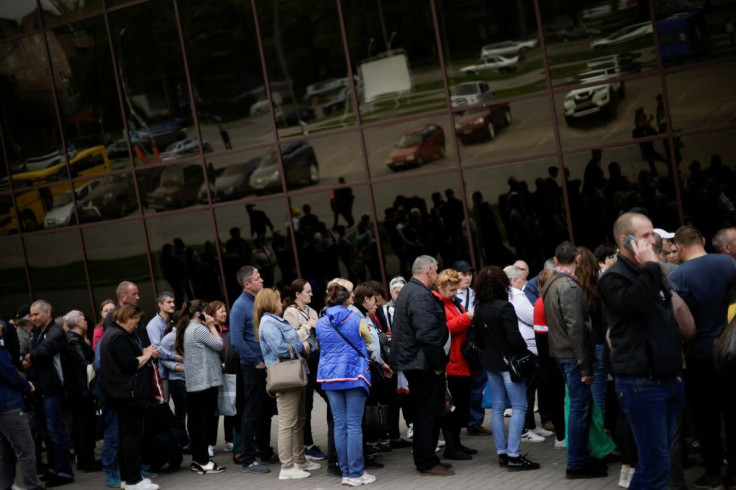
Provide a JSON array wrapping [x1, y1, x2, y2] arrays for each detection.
[[482, 322, 537, 383], [266, 344, 308, 396]]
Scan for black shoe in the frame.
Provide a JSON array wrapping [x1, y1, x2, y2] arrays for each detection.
[[390, 438, 412, 449], [459, 445, 478, 455], [443, 450, 471, 461], [694, 472, 723, 490], [364, 457, 384, 469], [327, 463, 342, 477], [261, 453, 280, 465], [566, 464, 608, 479], [45, 475, 74, 487], [498, 454, 508, 467], [376, 442, 392, 453], [508, 454, 540, 472]]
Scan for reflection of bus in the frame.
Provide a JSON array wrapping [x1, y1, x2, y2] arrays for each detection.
[[658, 12, 710, 62], [0, 146, 111, 233]]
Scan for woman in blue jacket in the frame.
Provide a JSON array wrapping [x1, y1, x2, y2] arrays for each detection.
[[316, 283, 377, 487]]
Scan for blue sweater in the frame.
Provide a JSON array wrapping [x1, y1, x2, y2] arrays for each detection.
[[316, 305, 370, 393], [230, 290, 263, 366]]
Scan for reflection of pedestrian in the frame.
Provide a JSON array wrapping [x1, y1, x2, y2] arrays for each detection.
[[655, 95, 666, 134], [246, 204, 274, 241], [331, 177, 355, 229], [633, 107, 667, 176], [219, 126, 232, 150]]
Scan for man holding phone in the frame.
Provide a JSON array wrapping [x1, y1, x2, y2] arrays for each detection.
[[598, 212, 685, 489]]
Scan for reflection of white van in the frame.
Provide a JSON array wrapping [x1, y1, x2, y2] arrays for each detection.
[[586, 54, 641, 74]]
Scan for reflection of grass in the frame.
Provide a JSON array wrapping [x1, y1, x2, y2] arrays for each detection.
[[547, 38, 653, 66], [496, 80, 548, 98], [549, 63, 590, 82]]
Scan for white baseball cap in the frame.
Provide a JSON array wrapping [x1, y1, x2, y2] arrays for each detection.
[[654, 228, 675, 240]]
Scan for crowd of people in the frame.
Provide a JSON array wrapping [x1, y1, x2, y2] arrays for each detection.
[[2, 215, 736, 490]]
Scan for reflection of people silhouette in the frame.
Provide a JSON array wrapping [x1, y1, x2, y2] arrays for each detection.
[[633, 106, 667, 176], [331, 177, 355, 229], [218, 125, 232, 150], [245, 203, 274, 241], [160, 242, 191, 308]]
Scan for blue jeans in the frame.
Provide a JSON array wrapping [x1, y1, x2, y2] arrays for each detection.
[[557, 358, 593, 470], [486, 371, 526, 458], [591, 344, 608, 420], [102, 404, 119, 474], [467, 371, 487, 430], [615, 376, 685, 490], [36, 395, 73, 479], [325, 388, 366, 478]]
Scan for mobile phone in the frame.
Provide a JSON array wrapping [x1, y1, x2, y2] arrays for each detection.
[[198, 312, 206, 321], [623, 234, 638, 252]]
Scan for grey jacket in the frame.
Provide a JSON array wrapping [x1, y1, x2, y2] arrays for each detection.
[[541, 271, 594, 376]]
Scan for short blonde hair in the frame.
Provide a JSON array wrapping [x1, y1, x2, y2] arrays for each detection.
[[436, 269, 462, 291], [253, 289, 281, 339], [327, 277, 354, 294]]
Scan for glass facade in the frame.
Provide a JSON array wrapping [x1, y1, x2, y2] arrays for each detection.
[[1, 0, 734, 321]]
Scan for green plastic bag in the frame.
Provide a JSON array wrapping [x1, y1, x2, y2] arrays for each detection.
[[564, 387, 616, 458]]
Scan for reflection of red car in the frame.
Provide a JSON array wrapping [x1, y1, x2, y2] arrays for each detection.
[[386, 124, 446, 171], [455, 103, 511, 144]]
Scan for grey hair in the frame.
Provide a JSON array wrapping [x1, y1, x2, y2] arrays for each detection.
[[503, 265, 522, 279], [31, 300, 52, 315], [156, 291, 174, 304], [63, 310, 85, 329], [116, 281, 136, 299], [236, 265, 258, 286], [412, 255, 438, 276], [543, 258, 556, 270]]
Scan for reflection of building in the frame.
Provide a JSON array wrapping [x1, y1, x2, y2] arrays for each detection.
[[0, 0, 735, 325]]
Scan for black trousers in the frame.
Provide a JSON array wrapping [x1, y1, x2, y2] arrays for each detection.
[[404, 370, 444, 472], [536, 334, 566, 440], [186, 387, 218, 465], [69, 395, 96, 468], [442, 375, 470, 453], [240, 366, 275, 465], [168, 379, 188, 432], [118, 405, 144, 485]]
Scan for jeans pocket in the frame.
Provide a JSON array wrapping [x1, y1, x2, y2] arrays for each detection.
[[632, 377, 660, 394]]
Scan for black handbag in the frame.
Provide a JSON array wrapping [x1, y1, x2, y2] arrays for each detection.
[[460, 326, 484, 371], [482, 322, 537, 383]]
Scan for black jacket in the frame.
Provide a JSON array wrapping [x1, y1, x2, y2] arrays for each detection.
[[390, 277, 449, 372], [474, 299, 529, 372], [28, 322, 67, 396], [598, 255, 682, 378], [100, 323, 151, 407], [63, 331, 94, 397]]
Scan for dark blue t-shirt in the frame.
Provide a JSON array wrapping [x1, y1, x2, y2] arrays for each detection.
[[669, 253, 736, 360]]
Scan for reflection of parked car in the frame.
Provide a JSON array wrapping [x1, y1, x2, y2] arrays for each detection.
[[160, 138, 213, 161], [250, 93, 282, 116], [200, 157, 261, 202], [303, 78, 348, 101], [450, 81, 497, 108], [146, 165, 205, 211], [455, 103, 511, 144], [590, 21, 653, 49], [481, 39, 538, 57], [249, 142, 319, 193], [275, 108, 316, 128], [460, 55, 519, 75], [43, 180, 102, 228], [323, 88, 350, 115], [79, 174, 138, 222], [564, 69, 626, 125], [106, 140, 131, 160], [550, 25, 602, 42], [586, 53, 641, 74], [386, 124, 446, 171]]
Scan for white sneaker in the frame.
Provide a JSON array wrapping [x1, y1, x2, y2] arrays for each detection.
[[504, 408, 513, 417], [437, 440, 445, 447], [192, 460, 226, 474], [521, 430, 545, 442], [223, 442, 233, 452], [554, 438, 566, 449], [124, 480, 159, 490], [342, 472, 376, 486], [532, 427, 554, 438], [279, 467, 311, 480], [296, 460, 321, 471], [407, 423, 414, 439], [207, 445, 215, 458]]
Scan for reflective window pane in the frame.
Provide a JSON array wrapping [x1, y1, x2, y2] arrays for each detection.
[[138, 163, 204, 214], [364, 115, 455, 179], [78, 171, 139, 223], [10, 183, 69, 233], [206, 148, 264, 204], [0, 1, 40, 41], [41, 0, 103, 27], [83, 220, 154, 322], [25, 228, 92, 315], [0, 237, 30, 316], [145, 210, 223, 306]]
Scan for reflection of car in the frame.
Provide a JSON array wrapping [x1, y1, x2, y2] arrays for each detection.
[[323, 88, 350, 115], [583, 0, 636, 21], [586, 53, 641, 74], [160, 138, 213, 161], [481, 39, 538, 57], [200, 157, 261, 202], [455, 103, 511, 144], [249, 93, 282, 116], [146, 165, 205, 211], [590, 22, 653, 49], [450, 81, 497, 108], [43, 180, 102, 228], [106, 140, 131, 160], [550, 25, 602, 42], [386, 124, 446, 171], [79, 174, 138, 222], [275, 108, 316, 128], [460, 55, 519, 75], [563, 70, 626, 125], [303, 78, 348, 101], [249, 142, 319, 193]]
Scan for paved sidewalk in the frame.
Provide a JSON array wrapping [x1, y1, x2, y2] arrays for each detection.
[[62, 397, 702, 489]]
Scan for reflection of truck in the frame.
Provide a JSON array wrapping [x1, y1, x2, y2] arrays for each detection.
[[0, 146, 111, 233], [657, 12, 710, 62]]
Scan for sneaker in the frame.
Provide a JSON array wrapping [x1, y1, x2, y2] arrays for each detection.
[[504, 409, 513, 417], [191, 460, 226, 475], [305, 444, 327, 460], [207, 445, 215, 458], [296, 460, 321, 471], [106, 472, 122, 488], [694, 473, 723, 489], [45, 475, 74, 488], [124, 480, 159, 490], [437, 440, 446, 447], [508, 454, 541, 472], [376, 442, 392, 453], [278, 466, 310, 480], [521, 430, 545, 442], [407, 423, 414, 439], [342, 472, 377, 486], [443, 450, 471, 460], [554, 438, 566, 450], [618, 467, 632, 488], [261, 453, 280, 465], [223, 442, 233, 453], [328, 463, 343, 477], [532, 427, 554, 438], [242, 461, 270, 474], [364, 456, 384, 469]]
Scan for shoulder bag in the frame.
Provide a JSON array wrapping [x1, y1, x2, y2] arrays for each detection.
[[265, 343, 308, 396], [460, 326, 484, 371], [482, 322, 537, 383]]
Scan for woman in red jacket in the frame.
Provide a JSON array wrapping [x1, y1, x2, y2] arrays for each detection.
[[432, 269, 476, 460]]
